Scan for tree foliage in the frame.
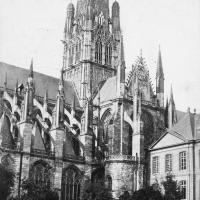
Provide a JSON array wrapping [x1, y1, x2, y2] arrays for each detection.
[[82, 180, 112, 200], [0, 163, 15, 200], [11, 178, 59, 200], [162, 175, 181, 200], [131, 186, 163, 200], [119, 187, 163, 200]]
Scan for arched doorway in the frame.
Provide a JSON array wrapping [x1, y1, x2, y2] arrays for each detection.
[[62, 166, 82, 200]]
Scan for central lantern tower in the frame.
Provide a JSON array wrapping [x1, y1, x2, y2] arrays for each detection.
[[63, 0, 122, 106]]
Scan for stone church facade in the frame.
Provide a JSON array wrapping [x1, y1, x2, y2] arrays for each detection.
[[0, 0, 177, 199]]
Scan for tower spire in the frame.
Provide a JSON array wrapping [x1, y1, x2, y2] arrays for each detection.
[[168, 85, 177, 128], [156, 46, 164, 82], [156, 46, 164, 107]]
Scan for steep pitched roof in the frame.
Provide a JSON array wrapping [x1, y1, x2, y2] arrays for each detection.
[[0, 62, 80, 108], [150, 111, 200, 150], [170, 111, 195, 140]]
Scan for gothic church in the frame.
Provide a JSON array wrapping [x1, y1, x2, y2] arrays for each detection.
[[0, 0, 177, 199]]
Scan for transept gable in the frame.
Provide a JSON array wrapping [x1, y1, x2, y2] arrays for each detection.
[[125, 54, 154, 101]]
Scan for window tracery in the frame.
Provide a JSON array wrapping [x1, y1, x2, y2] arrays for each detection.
[[107, 175, 112, 190], [62, 167, 81, 200], [31, 161, 51, 188]]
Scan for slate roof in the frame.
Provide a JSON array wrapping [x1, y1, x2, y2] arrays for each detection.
[[150, 111, 200, 150], [0, 62, 80, 108], [170, 111, 196, 140]]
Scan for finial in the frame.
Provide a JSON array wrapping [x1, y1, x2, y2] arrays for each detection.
[[170, 84, 173, 98], [15, 79, 18, 94], [4, 73, 7, 90], [44, 90, 48, 104], [140, 49, 143, 58], [58, 69, 64, 93], [72, 92, 76, 109], [29, 59, 34, 78]]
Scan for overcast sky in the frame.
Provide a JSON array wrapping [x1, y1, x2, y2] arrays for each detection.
[[0, 0, 200, 112]]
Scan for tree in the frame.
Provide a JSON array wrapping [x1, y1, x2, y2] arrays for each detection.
[[162, 175, 181, 200], [130, 186, 163, 200], [11, 178, 59, 200], [119, 191, 131, 200], [82, 180, 112, 200], [0, 164, 15, 200]]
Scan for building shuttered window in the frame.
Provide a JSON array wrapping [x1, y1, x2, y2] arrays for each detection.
[[165, 154, 172, 172], [152, 156, 159, 174]]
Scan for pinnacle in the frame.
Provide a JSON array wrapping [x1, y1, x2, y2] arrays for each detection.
[[29, 58, 34, 78]]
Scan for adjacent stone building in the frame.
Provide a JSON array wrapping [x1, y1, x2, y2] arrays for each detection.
[[150, 108, 200, 200], [0, 0, 180, 199]]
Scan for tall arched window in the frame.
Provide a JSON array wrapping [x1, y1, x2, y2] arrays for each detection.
[[105, 44, 112, 66], [31, 161, 51, 188], [107, 175, 112, 190], [62, 167, 81, 200], [95, 40, 102, 64], [75, 42, 81, 63]]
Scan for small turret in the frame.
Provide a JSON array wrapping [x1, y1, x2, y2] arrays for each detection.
[[28, 59, 34, 117], [156, 46, 164, 107], [23, 60, 35, 121], [112, 1, 120, 34], [64, 3, 75, 39], [53, 70, 65, 128]]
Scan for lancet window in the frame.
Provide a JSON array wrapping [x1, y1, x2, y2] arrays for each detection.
[[105, 44, 112, 66], [95, 39, 102, 64], [32, 161, 51, 188]]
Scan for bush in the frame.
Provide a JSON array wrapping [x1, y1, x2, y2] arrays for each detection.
[[162, 175, 181, 200], [0, 164, 15, 200], [82, 181, 112, 200], [131, 186, 163, 200], [11, 178, 58, 200]]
